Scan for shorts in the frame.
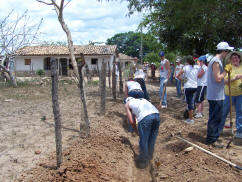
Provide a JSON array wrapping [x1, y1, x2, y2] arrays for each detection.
[[195, 86, 207, 103]]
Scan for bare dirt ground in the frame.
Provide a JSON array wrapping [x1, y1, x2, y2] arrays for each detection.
[[0, 78, 241, 182]]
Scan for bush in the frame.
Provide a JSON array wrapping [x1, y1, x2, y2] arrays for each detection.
[[36, 69, 45, 76], [143, 52, 160, 65]]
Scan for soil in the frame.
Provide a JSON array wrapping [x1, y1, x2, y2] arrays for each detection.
[[0, 78, 241, 182]]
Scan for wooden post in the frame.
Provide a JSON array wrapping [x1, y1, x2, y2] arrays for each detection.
[[117, 62, 123, 94], [108, 61, 111, 88], [112, 57, 117, 100], [100, 61, 106, 115], [51, 57, 62, 169]]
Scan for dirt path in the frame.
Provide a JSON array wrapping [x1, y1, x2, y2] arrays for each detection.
[[0, 79, 241, 181]]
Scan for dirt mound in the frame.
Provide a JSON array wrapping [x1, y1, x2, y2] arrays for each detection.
[[0, 81, 241, 181]]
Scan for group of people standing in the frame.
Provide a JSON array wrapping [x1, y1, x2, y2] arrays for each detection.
[[159, 41, 242, 148], [122, 41, 241, 169]]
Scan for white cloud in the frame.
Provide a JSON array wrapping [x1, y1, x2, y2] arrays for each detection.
[[0, 0, 144, 45]]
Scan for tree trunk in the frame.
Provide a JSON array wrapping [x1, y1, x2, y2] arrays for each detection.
[[57, 9, 90, 136], [100, 61, 106, 115], [51, 58, 62, 169], [117, 62, 123, 94], [78, 58, 90, 136], [85, 65, 91, 82], [0, 65, 17, 87], [112, 57, 117, 100], [108, 61, 111, 88]]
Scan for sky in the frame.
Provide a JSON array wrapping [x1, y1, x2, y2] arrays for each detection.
[[0, 0, 144, 45]]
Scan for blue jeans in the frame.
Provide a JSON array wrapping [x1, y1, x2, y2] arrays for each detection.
[[134, 78, 150, 100], [175, 78, 182, 97], [137, 113, 160, 165], [159, 77, 167, 105], [128, 90, 144, 99], [206, 100, 224, 144], [221, 95, 242, 134]]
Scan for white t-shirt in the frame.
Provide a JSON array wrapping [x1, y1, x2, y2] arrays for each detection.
[[160, 59, 169, 78], [175, 64, 184, 78], [183, 65, 199, 88], [128, 98, 159, 122], [126, 81, 142, 91], [134, 69, 146, 79], [197, 64, 208, 86]]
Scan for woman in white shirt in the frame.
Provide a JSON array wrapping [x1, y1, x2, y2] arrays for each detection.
[[195, 56, 208, 118], [177, 55, 199, 124], [124, 79, 144, 99], [174, 58, 184, 97], [125, 97, 160, 169]]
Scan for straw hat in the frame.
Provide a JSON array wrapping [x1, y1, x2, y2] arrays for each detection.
[[224, 51, 242, 64]]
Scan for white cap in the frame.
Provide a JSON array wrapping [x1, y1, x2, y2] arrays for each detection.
[[206, 53, 214, 62], [216, 42, 234, 51], [176, 58, 181, 62]]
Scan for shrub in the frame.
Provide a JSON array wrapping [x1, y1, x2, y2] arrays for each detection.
[[36, 69, 45, 76]]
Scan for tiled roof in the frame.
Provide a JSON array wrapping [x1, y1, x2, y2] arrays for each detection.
[[118, 53, 136, 60], [15, 45, 117, 56]]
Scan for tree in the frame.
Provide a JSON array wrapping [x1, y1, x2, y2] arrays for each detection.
[[127, 0, 241, 55], [37, 0, 90, 136], [143, 52, 160, 65], [0, 10, 42, 87], [39, 40, 67, 46], [106, 31, 161, 59]]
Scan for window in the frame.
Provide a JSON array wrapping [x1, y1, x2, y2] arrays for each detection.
[[44, 57, 51, 70], [24, 59, 31, 65], [91, 58, 98, 65]]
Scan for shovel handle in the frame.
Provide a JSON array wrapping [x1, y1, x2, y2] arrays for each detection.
[[235, 165, 242, 170]]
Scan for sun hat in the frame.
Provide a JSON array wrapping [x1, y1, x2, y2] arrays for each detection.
[[159, 51, 165, 57], [198, 55, 206, 62], [216, 42, 234, 51]]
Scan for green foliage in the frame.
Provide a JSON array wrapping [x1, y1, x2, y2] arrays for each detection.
[[165, 52, 176, 64], [106, 31, 162, 58], [87, 80, 99, 86], [36, 69, 45, 76], [143, 52, 160, 64], [127, 0, 241, 55], [41, 116, 46, 121], [39, 41, 67, 46]]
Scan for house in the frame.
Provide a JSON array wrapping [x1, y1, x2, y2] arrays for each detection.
[[14, 45, 117, 76], [116, 53, 137, 70]]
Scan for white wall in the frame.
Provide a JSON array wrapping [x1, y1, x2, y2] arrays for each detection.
[[15, 56, 44, 71], [15, 55, 115, 71]]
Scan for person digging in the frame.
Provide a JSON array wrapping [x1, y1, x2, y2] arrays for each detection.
[[124, 97, 160, 169]]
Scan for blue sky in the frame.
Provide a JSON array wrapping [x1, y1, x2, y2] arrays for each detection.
[[0, 0, 144, 45]]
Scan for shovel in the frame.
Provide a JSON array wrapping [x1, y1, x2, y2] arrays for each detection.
[[226, 72, 234, 149]]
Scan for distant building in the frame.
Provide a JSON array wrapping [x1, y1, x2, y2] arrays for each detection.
[[14, 45, 117, 76], [117, 53, 136, 70]]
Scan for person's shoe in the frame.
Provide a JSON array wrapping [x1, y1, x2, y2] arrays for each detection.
[[184, 119, 194, 124], [209, 141, 224, 149], [135, 159, 148, 169], [194, 113, 203, 118], [161, 104, 167, 109]]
